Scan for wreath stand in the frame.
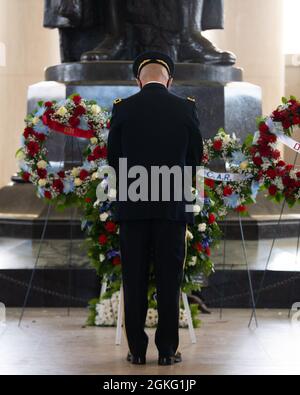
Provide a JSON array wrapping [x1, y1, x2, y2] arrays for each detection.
[[99, 280, 197, 346], [219, 214, 258, 328], [248, 150, 300, 327], [18, 137, 80, 326]]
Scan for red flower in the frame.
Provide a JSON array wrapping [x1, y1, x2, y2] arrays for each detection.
[[112, 256, 121, 266], [205, 179, 215, 188], [44, 191, 52, 200], [98, 234, 108, 245], [223, 186, 233, 197], [85, 197, 92, 204], [285, 164, 294, 171], [72, 95, 82, 105], [69, 116, 80, 127], [269, 185, 278, 196], [105, 221, 117, 233], [205, 247, 211, 257], [35, 133, 46, 142], [194, 243, 203, 253], [278, 161, 286, 167], [236, 205, 247, 213], [27, 141, 40, 156], [259, 122, 269, 133], [208, 213, 216, 224], [23, 127, 34, 139], [44, 101, 53, 108], [271, 150, 281, 160], [79, 169, 89, 180], [266, 168, 276, 180], [58, 171, 66, 178], [282, 119, 291, 130], [37, 168, 47, 179], [22, 172, 30, 182], [87, 155, 95, 162], [53, 179, 64, 193], [253, 157, 263, 166], [213, 140, 223, 151], [73, 105, 86, 117], [106, 120, 111, 129], [93, 146, 107, 159]]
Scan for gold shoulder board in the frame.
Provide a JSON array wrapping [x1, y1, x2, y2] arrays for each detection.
[[187, 97, 196, 102], [114, 98, 122, 105]]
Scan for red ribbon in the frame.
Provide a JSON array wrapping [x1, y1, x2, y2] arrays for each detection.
[[44, 118, 95, 139]]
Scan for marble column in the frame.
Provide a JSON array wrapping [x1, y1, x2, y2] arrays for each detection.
[[205, 0, 285, 116], [0, 0, 59, 188]]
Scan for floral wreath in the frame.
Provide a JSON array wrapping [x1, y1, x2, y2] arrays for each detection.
[[202, 129, 260, 215], [16, 94, 110, 205], [250, 97, 300, 207]]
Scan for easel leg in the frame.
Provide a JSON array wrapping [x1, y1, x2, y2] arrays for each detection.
[[238, 214, 258, 328], [182, 292, 197, 344], [18, 204, 52, 327], [115, 285, 124, 345]]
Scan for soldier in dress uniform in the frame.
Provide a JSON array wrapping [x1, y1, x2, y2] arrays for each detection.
[[107, 51, 203, 366]]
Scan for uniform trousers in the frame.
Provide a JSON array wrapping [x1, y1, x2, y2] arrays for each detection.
[[119, 219, 187, 357]]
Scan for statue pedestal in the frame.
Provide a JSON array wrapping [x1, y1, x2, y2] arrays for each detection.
[[42, 61, 261, 142]]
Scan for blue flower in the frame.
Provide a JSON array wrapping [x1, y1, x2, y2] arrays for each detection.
[[223, 193, 240, 208], [35, 106, 46, 117], [79, 117, 90, 131], [63, 179, 75, 194], [107, 250, 120, 259], [100, 202, 112, 213], [251, 181, 260, 201], [230, 151, 247, 166], [33, 120, 49, 134], [37, 187, 45, 198]]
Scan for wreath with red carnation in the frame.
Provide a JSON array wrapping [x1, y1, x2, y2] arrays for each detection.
[[16, 94, 110, 206], [203, 129, 259, 215], [250, 97, 300, 206]]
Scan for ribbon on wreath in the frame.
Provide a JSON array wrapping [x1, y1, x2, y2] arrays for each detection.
[[266, 118, 300, 153], [44, 119, 95, 139], [203, 168, 252, 182]]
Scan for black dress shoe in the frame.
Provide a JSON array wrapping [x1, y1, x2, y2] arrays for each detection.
[[126, 352, 146, 365], [158, 352, 182, 366]]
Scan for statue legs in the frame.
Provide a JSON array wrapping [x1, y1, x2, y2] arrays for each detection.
[[178, 0, 236, 65], [81, 0, 127, 61]]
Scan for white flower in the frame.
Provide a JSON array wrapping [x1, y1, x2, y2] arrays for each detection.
[[188, 256, 197, 267], [71, 167, 80, 177], [92, 172, 98, 181], [32, 117, 40, 125], [186, 230, 194, 240], [91, 104, 101, 115], [146, 308, 158, 328], [16, 150, 25, 160], [240, 161, 249, 170], [74, 178, 82, 186], [90, 137, 98, 145], [100, 212, 109, 222], [56, 106, 68, 117], [37, 160, 47, 169], [198, 223, 207, 232], [38, 179, 47, 187], [99, 254, 105, 263]]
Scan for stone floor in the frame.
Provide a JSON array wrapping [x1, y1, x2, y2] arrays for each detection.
[[0, 308, 300, 375], [1, 236, 300, 271]]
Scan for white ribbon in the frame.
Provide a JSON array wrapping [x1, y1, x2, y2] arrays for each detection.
[[265, 117, 300, 153], [202, 168, 251, 182]]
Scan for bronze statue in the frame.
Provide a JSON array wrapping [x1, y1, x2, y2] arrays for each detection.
[[44, 0, 236, 65]]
